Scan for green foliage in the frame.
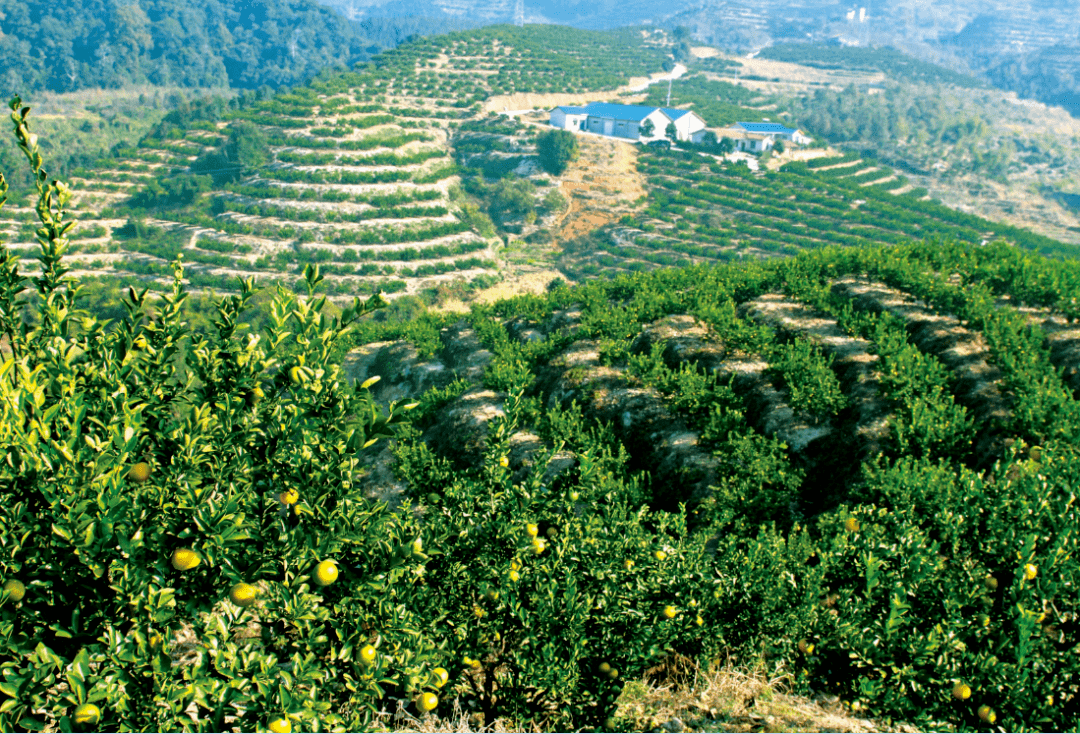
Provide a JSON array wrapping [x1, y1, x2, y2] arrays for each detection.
[[757, 44, 985, 88], [0, 0, 463, 93], [536, 129, 579, 176], [0, 99, 438, 733]]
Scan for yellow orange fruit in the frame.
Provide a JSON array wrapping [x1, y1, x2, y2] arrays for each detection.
[[985, 575, 998, 590], [531, 538, 546, 555], [432, 667, 449, 688], [314, 560, 338, 587], [171, 548, 201, 571], [569, 491, 580, 501], [508, 570, 520, 582], [74, 703, 101, 726], [1024, 563, 1037, 581], [360, 644, 377, 666], [3, 579, 25, 602], [798, 639, 814, 655], [662, 605, 677, 619], [845, 517, 860, 533], [128, 462, 151, 483], [607, 667, 619, 680], [229, 583, 258, 608], [695, 615, 704, 626], [499, 456, 509, 467], [473, 605, 486, 618], [654, 550, 667, 561], [978, 705, 996, 723], [525, 523, 539, 538], [953, 683, 971, 700], [279, 489, 299, 505], [598, 662, 611, 674], [268, 717, 292, 733], [417, 692, 438, 713]]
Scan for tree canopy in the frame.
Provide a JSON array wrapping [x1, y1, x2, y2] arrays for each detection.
[[536, 129, 579, 176], [0, 0, 460, 93]]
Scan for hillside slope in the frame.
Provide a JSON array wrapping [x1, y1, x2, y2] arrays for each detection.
[[0, 0, 433, 93]]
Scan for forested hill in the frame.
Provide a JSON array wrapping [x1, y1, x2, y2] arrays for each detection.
[[0, 0, 460, 93]]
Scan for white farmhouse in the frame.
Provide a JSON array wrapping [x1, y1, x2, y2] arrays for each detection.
[[549, 105, 589, 132], [730, 122, 813, 145], [549, 102, 707, 143]]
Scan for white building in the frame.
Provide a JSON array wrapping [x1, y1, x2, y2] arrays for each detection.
[[730, 121, 813, 145], [549, 105, 589, 132], [549, 102, 707, 143]]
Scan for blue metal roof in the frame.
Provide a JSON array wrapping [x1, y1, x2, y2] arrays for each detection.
[[556, 106, 588, 114], [581, 102, 666, 122], [662, 108, 692, 121], [735, 122, 798, 134]]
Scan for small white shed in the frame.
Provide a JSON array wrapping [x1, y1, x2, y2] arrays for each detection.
[[549, 106, 589, 131]]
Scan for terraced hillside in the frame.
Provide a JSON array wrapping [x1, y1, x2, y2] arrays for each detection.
[[4, 25, 668, 308], [335, 238, 1080, 732], [556, 148, 1078, 281]]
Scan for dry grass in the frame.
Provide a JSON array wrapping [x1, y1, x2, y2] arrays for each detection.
[[379, 656, 924, 733]]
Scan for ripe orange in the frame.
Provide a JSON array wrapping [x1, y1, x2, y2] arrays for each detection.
[[417, 692, 438, 713], [229, 583, 258, 608], [607, 667, 619, 680], [314, 560, 338, 587], [510, 559, 522, 572], [3, 579, 25, 602], [977, 705, 996, 723], [952, 683, 971, 700], [268, 717, 292, 733], [279, 489, 299, 505], [499, 456, 509, 467], [1024, 563, 1037, 581], [73, 703, 101, 726], [695, 614, 704, 626], [525, 523, 539, 538], [654, 550, 667, 561], [530, 538, 546, 555], [598, 662, 611, 674], [508, 570, 520, 582], [662, 605, 677, 619], [431, 667, 449, 688], [128, 462, 151, 483], [845, 517, 860, 533], [798, 639, 814, 655], [569, 491, 580, 501], [171, 548, 201, 571], [360, 644, 377, 666]]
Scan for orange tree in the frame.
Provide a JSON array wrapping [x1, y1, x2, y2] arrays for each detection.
[[0, 98, 444, 732]]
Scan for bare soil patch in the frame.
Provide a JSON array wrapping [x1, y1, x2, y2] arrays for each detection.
[[554, 135, 647, 243]]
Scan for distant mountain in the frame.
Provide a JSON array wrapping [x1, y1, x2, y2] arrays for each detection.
[[0, 0, 465, 94], [317, 0, 694, 29]]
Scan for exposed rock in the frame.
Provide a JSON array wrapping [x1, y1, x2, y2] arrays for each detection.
[[341, 340, 454, 413], [996, 294, 1080, 395], [423, 386, 507, 469], [737, 293, 890, 461], [832, 277, 1011, 467], [439, 320, 496, 381]]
